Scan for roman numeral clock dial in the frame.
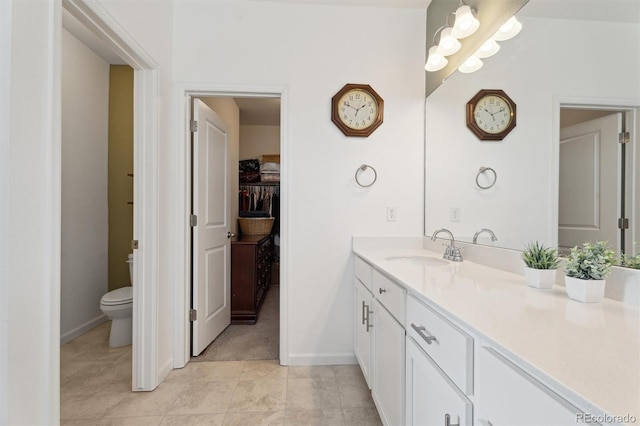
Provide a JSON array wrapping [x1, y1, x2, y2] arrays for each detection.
[[331, 84, 384, 137], [466, 89, 517, 141]]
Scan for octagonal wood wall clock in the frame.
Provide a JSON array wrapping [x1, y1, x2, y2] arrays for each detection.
[[466, 89, 517, 141], [331, 83, 384, 137]]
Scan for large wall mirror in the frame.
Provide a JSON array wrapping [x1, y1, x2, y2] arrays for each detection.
[[424, 0, 640, 263]]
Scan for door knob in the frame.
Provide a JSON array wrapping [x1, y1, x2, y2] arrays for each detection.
[[227, 232, 235, 238]]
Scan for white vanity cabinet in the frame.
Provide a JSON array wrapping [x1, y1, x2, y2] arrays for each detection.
[[354, 278, 374, 388], [372, 269, 406, 426], [475, 347, 586, 426], [353, 256, 407, 426], [373, 297, 405, 426], [353, 246, 628, 426], [354, 257, 374, 388], [406, 337, 473, 426]]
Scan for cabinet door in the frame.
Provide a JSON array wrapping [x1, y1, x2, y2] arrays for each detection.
[[373, 300, 405, 426], [476, 347, 582, 425], [355, 279, 374, 389], [406, 337, 472, 426]]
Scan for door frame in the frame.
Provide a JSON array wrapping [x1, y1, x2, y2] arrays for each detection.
[[63, 0, 160, 391], [173, 85, 289, 368], [552, 96, 640, 255]]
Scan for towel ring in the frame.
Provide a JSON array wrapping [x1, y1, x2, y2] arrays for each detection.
[[355, 164, 377, 188], [476, 166, 497, 189]]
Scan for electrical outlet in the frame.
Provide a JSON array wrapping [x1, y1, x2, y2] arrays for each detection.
[[386, 206, 397, 222], [450, 207, 461, 222]]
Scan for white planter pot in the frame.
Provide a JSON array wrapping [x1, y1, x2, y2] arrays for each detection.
[[564, 276, 606, 303], [523, 267, 556, 289]]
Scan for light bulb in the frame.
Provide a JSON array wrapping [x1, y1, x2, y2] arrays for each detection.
[[493, 16, 522, 41], [474, 39, 500, 59], [436, 27, 461, 57], [451, 5, 480, 39], [458, 55, 483, 73], [425, 46, 448, 72]]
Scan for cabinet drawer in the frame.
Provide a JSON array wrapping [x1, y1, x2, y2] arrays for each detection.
[[355, 256, 373, 292], [373, 270, 406, 324], [407, 295, 473, 394]]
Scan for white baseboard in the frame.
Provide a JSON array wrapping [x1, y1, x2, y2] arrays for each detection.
[[286, 352, 357, 366], [158, 358, 174, 384], [60, 314, 107, 345]]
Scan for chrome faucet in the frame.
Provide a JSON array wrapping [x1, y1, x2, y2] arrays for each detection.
[[472, 228, 498, 244], [430, 228, 463, 262]]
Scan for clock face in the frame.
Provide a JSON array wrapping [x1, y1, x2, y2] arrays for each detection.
[[473, 95, 513, 134], [337, 89, 379, 130], [331, 84, 384, 137]]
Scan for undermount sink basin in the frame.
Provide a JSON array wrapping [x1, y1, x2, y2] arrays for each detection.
[[385, 255, 449, 266]]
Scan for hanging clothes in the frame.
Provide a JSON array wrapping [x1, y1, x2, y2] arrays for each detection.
[[239, 184, 280, 217]]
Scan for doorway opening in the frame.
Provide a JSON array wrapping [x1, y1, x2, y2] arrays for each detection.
[[558, 104, 638, 257], [62, 0, 160, 392], [177, 90, 287, 367]]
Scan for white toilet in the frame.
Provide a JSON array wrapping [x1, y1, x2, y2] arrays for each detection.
[[100, 254, 134, 347]]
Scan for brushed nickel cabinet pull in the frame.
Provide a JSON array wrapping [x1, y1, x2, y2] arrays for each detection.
[[445, 413, 459, 426], [411, 323, 437, 345]]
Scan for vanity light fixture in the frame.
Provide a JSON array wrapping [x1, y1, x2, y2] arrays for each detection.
[[492, 16, 523, 41], [425, 4, 522, 75], [458, 55, 483, 73], [451, 4, 480, 39], [425, 22, 460, 72]]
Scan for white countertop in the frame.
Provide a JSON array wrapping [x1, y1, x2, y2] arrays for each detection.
[[353, 244, 640, 422]]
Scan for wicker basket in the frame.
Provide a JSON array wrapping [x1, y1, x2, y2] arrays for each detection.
[[238, 217, 275, 235]]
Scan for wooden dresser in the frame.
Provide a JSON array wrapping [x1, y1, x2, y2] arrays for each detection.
[[231, 234, 272, 324]]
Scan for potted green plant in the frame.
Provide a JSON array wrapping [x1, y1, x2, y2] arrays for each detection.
[[564, 241, 615, 303], [521, 241, 560, 289]]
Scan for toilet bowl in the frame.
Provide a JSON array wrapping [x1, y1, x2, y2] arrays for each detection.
[[100, 254, 134, 347]]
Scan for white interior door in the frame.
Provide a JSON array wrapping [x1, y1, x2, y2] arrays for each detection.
[[558, 113, 622, 252], [192, 99, 231, 356]]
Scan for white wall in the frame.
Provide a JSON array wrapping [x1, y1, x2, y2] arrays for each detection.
[[425, 17, 640, 250], [173, 1, 426, 364], [60, 29, 110, 343], [0, 0, 11, 422], [239, 125, 280, 160], [6, 0, 61, 423]]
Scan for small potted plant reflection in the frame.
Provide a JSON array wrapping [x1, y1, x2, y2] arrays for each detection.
[[564, 241, 615, 303], [617, 245, 640, 270], [521, 241, 560, 289]]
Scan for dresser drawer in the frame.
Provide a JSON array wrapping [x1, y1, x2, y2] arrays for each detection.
[[407, 295, 473, 394], [373, 270, 405, 324], [257, 238, 271, 259], [355, 256, 373, 292]]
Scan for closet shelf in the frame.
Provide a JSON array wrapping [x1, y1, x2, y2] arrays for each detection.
[[240, 182, 280, 186]]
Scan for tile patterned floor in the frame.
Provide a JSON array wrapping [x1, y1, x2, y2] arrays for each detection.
[[61, 323, 382, 426]]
